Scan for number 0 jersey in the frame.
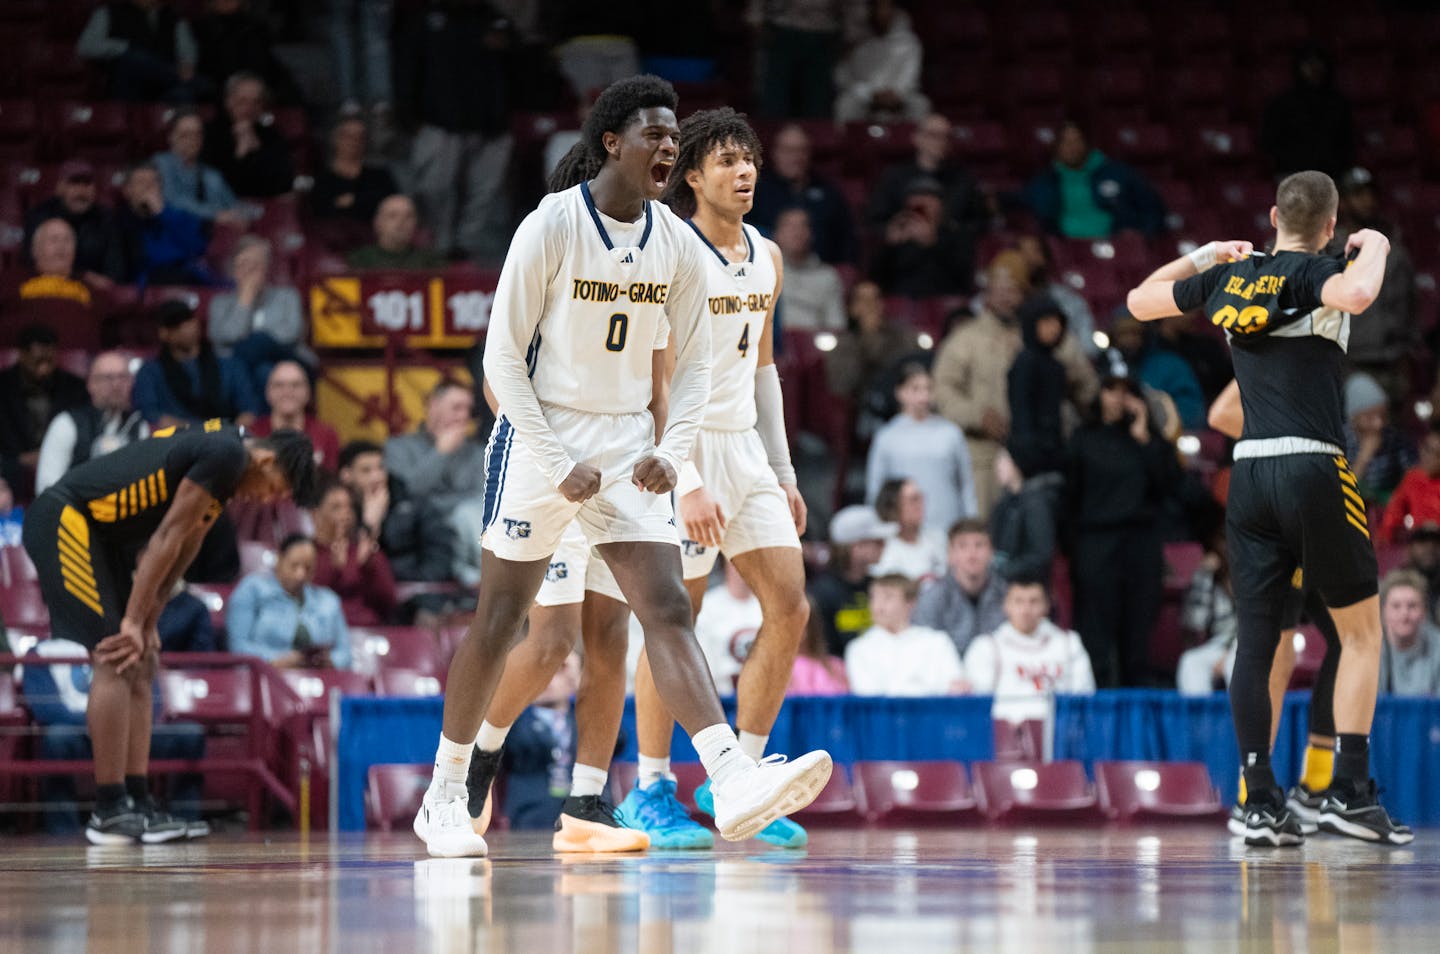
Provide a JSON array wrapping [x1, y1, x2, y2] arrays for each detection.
[[1173, 249, 1345, 447], [685, 221, 777, 431]]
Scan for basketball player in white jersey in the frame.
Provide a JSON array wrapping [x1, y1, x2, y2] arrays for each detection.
[[615, 108, 813, 849], [414, 76, 831, 858]]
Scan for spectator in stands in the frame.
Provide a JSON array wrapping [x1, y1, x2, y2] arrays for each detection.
[[1378, 569, 1440, 696], [832, 0, 928, 123], [1014, 235, 1097, 357], [1022, 121, 1166, 239], [132, 301, 261, 428], [157, 581, 218, 652], [395, 1, 516, 264], [1328, 169, 1418, 403], [1345, 372, 1415, 507], [0, 477, 22, 547], [846, 574, 965, 696], [1107, 313, 1205, 430], [35, 351, 148, 495], [22, 161, 126, 288], [21, 220, 93, 308], [1403, 522, 1440, 622], [750, 0, 857, 119], [871, 478, 946, 582], [750, 125, 857, 264], [202, 72, 295, 199], [152, 109, 247, 226], [116, 162, 216, 286], [501, 652, 579, 830], [811, 505, 892, 654], [1175, 529, 1238, 695], [346, 194, 446, 270], [0, 325, 87, 499], [869, 114, 988, 267], [871, 177, 978, 296], [249, 362, 339, 471], [1260, 46, 1354, 179], [933, 259, 1026, 517], [227, 533, 352, 670], [311, 481, 397, 627], [694, 559, 764, 692], [308, 117, 399, 240], [989, 448, 1061, 585], [385, 380, 486, 515], [1066, 373, 1177, 687], [208, 236, 309, 393], [1380, 423, 1440, 545], [330, 0, 395, 117], [787, 596, 849, 695], [76, 0, 200, 103], [1007, 295, 1070, 479], [867, 365, 976, 533], [824, 280, 920, 426], [338, 440, 455, 583], [24, 637, 205, 835], [912, 519, 1006, 658], [772, 207, 845, 332], [964, 578, 1095, 724], [192, 0, 301, 106]]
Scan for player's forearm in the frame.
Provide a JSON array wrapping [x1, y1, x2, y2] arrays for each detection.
[[656, 355, 709, 474], [482, 347, 576, 487], [753, 364, 796, 484], [1140, 252, 1199, 287], [125, 527, 195, 628], [146, 534, 205, 629]]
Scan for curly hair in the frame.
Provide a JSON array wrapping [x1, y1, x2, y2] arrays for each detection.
[[547, 74, 678, 193], [662, 107, 763, 218]]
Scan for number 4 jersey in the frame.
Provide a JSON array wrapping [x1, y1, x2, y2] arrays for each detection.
[[1172, 249, 1346, 446]]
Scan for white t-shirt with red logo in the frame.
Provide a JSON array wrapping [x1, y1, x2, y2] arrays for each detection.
[[964, 620, 1096, 724]]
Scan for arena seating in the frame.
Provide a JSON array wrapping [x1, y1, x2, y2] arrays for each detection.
[[1094, 761, 1224, 821], [853, 760, 977, 823], [972, 760, 1099, 821]]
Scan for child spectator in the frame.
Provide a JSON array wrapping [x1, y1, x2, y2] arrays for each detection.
[[787, 596, 849, 695], [872, 478, 946, 582], [867, 364, 977, 533], [845, 574, 965, 696], [227, 534, 351, 670], [964, 578, 1096, 724], [1379, 424, 1440, 544], [1378, 569, 1440, 696]]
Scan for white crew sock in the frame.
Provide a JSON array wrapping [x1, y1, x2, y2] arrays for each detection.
[[739, 731, 769, 763], [432, 732, 473, 796], [638, 755, 673, 788], [692, 724, 753, 789], [474, 720, 511, 752], [570, 763, 609, 798]]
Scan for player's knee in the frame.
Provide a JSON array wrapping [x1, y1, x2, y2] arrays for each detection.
[[466, 598, 531, 655], [761, 589, 809, 643]]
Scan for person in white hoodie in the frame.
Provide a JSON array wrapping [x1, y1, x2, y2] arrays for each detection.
[[833, 0, 930, 123], [845, 574, 966, 696], [964, 578, 1096, 725]]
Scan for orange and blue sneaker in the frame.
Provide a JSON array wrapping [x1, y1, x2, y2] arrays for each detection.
[[553, 795, 650, 853]]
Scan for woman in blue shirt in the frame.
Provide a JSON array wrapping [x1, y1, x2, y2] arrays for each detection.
[[227, 533, 351, 670], [152, 109, 248, 226]]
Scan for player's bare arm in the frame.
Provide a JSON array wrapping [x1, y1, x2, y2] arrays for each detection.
[[1208, 379, 1243, 440], [1126, 240, 1255, 321], [1319, 228, 1390, 314]]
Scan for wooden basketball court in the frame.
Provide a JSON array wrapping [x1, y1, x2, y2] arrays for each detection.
[[1, 826, 1433, 952]]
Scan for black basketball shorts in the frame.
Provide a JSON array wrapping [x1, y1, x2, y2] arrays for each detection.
[[21, 493, 132, 650]]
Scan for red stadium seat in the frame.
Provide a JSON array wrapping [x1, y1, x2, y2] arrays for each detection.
[[1163, 542, 1204, 597], [187, 582, 234, 632], [280, 669, 374, 715], [1095, 761, 1224, 820], [992, 719, 1045, 762], [854, 760, 976, 822], [363, 627, 442, 676], [159, 667, 254, 723], [52, 100, 132, 161], [366, 763, 430, 832], [1149, 600, 1186, 678], [375, 668, 444, 698], [0, 580, 48, 630], [791, 765, 865, 821], [0, 100, 41, 161], [972, 761, 1098, 820], [237, 540, 276, 576], [1288, 625, 1328, 690]]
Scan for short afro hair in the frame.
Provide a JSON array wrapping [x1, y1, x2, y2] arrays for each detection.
[[550, 74, 678, 192], [256, 429, 321, 508], [662, 107, 764, 218]]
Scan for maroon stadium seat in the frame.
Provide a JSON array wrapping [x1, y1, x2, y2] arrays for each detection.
[[791, 764, 864, 821], [1163, 542, 1204, 597], [0, 580, 48, 631], [1095, 760, 1223, 820], [1288, 625, 1328, 690], [160, 667, 255, 723], [374, 668, 444, 698], [0, 100, 40, 161], [972, 761, 1097, 820], [992, 719, 1045, 762], [365, 627, 441, 676], [366, 763, 430, 831], [52, 100, 132, 161], [280, 669, 374, 715], [854, 760, 976, 822]]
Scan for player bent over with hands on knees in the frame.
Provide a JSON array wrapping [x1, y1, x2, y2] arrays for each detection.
[[1127, 170, 1410, 846], [413, 76, 831, 860]]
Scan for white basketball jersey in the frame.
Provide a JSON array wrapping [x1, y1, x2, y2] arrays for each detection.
[[686, 221, 777, 430], [495, 182, 699, 416]]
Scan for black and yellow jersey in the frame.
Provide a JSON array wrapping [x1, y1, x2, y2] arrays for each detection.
[[41, 419, 249, 540], [1173, 250, 1347, 447]]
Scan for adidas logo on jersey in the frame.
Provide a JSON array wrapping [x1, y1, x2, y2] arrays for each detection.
[[503, 518, 533, 540], [546, 561, 569, 582], [619, 251, 634, 264]]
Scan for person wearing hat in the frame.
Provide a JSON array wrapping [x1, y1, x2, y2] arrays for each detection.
[[132, 301, 262, 429], [809, 504, 895, 655], [1344, 371, 1415, 507], [1379, 423, 1440, 545], [22, 160, 127, 287], [1325, 168, 1418, 406]]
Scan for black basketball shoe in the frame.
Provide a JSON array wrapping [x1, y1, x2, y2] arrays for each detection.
[[1316, 779, 1414, 845], [1285, 784, 1324, 835], [466, 745, 504, 835], [1241, 790, 1305, 848], [86, 796, 148, 845]]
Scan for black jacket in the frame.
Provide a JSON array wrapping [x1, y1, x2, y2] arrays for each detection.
[[380, 478, 456, 583], [990, 472, 1063, 583], [0, 365, 88, 496], [393, 3, 513, 135], [201, 115, 294, 199], [1007, 296, 1068, 477], [22, 199, 127, 282], [1065, 420, 1178, 534]]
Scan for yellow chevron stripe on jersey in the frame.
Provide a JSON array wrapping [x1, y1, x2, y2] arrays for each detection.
[[1346, 514, 1372, 540], [156, 469, 168, 502], [59, 506, 90, 547]]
